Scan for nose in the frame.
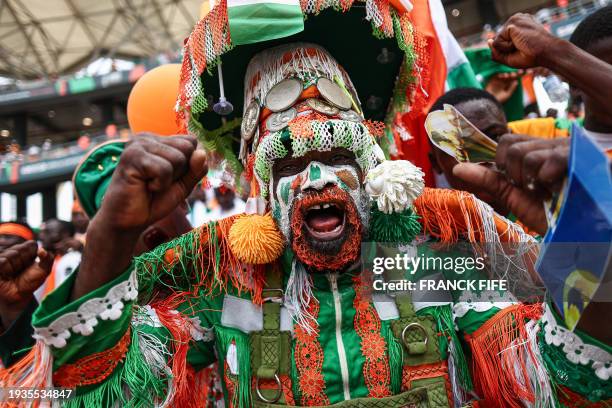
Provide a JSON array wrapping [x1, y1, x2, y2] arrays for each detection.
[[300, 163, 336, 191]]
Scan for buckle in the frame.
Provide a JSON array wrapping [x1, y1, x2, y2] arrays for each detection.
[[262, 288, 284, 303], [255, 373, 283, 403]]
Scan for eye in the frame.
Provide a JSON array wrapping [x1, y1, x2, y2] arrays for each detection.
[[277, 162, 302, 176], [330, 153, 353, 165]]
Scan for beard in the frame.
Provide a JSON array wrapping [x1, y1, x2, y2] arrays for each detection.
[[289, 186, 368, 272]]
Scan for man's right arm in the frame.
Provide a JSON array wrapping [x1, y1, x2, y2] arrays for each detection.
[[72, 134, 207, 300], [489, 13, 612, 119]]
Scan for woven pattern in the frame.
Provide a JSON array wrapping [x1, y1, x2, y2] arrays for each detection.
[[176, 0, 424, 141], [53, 327, 131, 387], [224, 359, 239, 408], [178, 0, 232, 132], [255, 120, 377, 197], [401, 361, 453, 404], [255, 374, 296, 406]]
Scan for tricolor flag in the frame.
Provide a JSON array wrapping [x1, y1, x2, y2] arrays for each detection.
[[395, 0, 480, 187], [227, 0, 304, 46]]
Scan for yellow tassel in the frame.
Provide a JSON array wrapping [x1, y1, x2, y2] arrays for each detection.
[[228, 213, 285, 264]]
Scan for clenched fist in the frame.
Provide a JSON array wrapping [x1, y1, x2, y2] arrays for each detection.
[[74, 134, 208, 300], [0, 241, 53, 330], [99, 134, 208, 231], [489, 13, 558, 69]]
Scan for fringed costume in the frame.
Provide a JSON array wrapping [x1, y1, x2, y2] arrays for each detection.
[[1, 1, 610, 407]]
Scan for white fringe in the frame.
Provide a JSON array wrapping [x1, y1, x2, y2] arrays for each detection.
[[447, 341, 469, 408], [469, 196, 543, 300], [502, 318, 555, 408], [284, 259, 317, 334]]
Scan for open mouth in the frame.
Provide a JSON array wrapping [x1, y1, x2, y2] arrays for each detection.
[[303, 202, 346, 241]]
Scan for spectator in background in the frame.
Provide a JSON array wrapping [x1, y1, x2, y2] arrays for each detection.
[[41, 139, 52, 157], [567, 5, 612, 149], [77, 134, 91, 150], [38, 219, 78, 255], [187, 184, 210, 227], [545, 108, 558, 119], [71, 201, 89, 245], [202, 184, 246, 223], [0, 221, 35, 251], [36, 219, 82, 299], [205, 183, 245, 222]]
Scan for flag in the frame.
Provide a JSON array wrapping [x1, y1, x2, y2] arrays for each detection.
[[428, 0, 480, 90], [394, 0, 479, 187], [227, 0, 304, 46]]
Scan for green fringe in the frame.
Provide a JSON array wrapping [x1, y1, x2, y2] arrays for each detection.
[[381, 320, 403, 394], [63, 328, 169, 407], [368, 205, 421, 244], [430, 305, 473, 391], [134, 227, 202, 303], [215, 326, 252, 408]]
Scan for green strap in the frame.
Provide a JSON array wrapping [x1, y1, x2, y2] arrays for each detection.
[[383, 265, 416, 319], [383, 266, 440, 362], [251, 265, 292, 404], [395, 293, 416, 319], [262, 266, 283, 331], [258, 266, 283, 378]]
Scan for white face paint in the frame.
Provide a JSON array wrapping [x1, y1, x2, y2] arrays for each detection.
[[269, 161, 370, 242]]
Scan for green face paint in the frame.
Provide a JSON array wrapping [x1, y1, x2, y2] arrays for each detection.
[[309, 164, 321, 181], [272, 202, 282, 222], [280, 181, 291, 205]]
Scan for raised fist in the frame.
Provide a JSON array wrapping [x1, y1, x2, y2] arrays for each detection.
[[99, 134, 208, 231], [0, 241, 53, 329], [489, 13, 557, 69]]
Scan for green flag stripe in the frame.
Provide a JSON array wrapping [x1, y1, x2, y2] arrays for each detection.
[[228, 3, 304, 46]]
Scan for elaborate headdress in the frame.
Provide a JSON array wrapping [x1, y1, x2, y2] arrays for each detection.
[[177, 0, 427, 182]]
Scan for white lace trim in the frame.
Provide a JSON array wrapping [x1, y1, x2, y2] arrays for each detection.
[[33, 269, 138, 348], [541, 304, 612, 381], [453, 290, 517, 319]]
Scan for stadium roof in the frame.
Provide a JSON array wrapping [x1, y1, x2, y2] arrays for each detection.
[[0, 0, 201, 79]]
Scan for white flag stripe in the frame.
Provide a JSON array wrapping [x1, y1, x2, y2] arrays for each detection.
[[228, 0, 300, 7], [428, 0, 467, 71]]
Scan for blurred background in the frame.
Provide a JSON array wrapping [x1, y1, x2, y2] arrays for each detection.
[[0, 0, 607, 228]]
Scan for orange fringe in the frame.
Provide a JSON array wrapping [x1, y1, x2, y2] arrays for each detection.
[[414, 188, 525, 244], [465, 303, 543, 408], [152, 300, 195, 408], [0, 340, 52, 408], [413, 188, 540, 281]]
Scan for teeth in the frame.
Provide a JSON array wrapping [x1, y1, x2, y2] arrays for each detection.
[[322, 204, 330, 209], [311, 205, 322, 210]]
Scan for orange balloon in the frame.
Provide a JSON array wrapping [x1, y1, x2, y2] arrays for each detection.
[[127, 64, 182, 136]]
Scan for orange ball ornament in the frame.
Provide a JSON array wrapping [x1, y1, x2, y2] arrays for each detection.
[[127, 64, 182, 136]]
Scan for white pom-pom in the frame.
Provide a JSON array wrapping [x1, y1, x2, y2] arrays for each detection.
[[365, 160, 425, 214]]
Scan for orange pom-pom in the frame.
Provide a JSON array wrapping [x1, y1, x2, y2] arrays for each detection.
[[228, 213, 284, 264]]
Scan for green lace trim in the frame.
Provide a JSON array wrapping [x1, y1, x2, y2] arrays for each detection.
[[538, 326, 612, 402]]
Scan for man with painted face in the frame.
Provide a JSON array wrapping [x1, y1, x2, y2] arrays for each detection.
[[3, 6, 610, 408]]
